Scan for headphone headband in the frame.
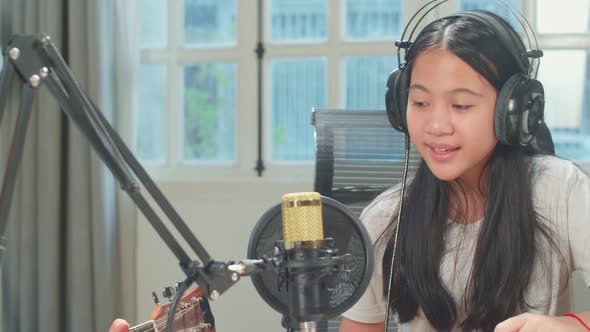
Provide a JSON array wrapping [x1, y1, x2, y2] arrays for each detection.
[[458, 11, 530, 75], [395, 0, 542, 79]]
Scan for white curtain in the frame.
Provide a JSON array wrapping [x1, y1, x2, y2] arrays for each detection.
[[0, 0, 138, 331]]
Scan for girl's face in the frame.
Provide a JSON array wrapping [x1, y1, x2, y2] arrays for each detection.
[[406, 48, 498, 188]]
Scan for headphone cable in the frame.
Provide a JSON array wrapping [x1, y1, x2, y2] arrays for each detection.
[[383, 133, 411, 332]]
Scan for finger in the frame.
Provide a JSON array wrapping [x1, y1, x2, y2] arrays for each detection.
[[108, 318, 130, 332], [495, 314, 527, 332]]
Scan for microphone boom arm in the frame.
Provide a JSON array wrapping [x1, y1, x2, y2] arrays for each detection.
[[0, 34, 238, 299]]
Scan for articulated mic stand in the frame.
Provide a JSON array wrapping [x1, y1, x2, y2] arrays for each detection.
[[0, 34, 238, 301]]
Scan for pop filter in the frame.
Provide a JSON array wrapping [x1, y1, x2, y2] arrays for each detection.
[[247, 196, 373, 322]]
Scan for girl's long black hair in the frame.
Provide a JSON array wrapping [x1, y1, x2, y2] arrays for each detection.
[[381, 13, 564, 332]]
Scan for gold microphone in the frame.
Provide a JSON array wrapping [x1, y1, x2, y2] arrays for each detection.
[[281, 192, 324, 250], [228, 192, 325, 277]]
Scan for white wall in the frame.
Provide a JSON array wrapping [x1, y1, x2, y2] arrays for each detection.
[[135, 180, 313, 331]]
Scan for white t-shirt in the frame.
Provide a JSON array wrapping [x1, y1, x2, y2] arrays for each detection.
[[341, 155, 590, 331]]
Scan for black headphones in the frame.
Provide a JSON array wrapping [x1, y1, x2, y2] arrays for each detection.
[[385, 0, 545, 147]]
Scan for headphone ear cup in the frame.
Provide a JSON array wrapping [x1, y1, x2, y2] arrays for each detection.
[[495, 74, 545, 146], [385, 67, 409, 133], [495, 74, 525, 145], [518, 79, 545, 143]]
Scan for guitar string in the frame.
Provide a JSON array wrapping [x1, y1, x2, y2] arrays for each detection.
[[147, 327, 212, 332], [138, 305, 194, 332], [154, 306, 192, 328], [143, 325, 213, 332]]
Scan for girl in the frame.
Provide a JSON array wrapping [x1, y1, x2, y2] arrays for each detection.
[[339, 10, 590, 332]]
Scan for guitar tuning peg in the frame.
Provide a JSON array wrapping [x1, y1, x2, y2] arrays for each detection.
[[162, 286, 176, 302], [152, 291, 160, 305]]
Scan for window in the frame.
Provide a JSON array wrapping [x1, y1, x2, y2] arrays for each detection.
[[136, 64, 166, 163], [536, 0, 590, 34], [137, 0, 167, 164], [459, 0, 521, 28], [270, 0, 327, 42], [266, 0, 403, 163], [138, 0, 238, 172], [533, 0, 590, 161], [136, 0, 403, 178], [270, 58, 326, 161], [344, 56, 396, 109], [139, 0, 166, 49], [184, 0, 236, 45], [344, 0, 403, 40], [135, 0, 590, 179], [267, 0, 329, 163], [183, 63, 236, 162]]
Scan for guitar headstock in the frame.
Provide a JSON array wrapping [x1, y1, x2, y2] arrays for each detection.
[[130, 285, 216, 332]]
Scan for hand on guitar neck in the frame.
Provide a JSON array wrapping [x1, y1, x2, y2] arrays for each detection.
[[108, 285, 216, 332]]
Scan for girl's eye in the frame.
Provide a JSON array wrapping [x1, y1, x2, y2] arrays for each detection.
[[412, 101, 427, 108], [452, 104, 474, 111]]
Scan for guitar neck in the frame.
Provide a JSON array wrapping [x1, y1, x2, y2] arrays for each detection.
[[130, 285, 216, 332], [129, 320, 157, 332], [130, 319, 214, 332]]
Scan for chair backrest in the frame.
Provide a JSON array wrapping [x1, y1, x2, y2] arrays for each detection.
[[312, 108, 421, 332], [312, 108, 421, 217]]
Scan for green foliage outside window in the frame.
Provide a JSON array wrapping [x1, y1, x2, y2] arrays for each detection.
[[184, 64, 232, 160]]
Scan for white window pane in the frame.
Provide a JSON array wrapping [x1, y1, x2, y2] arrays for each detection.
[[344, 0, 403, 40], [140, 0, 167, 48], [270, 0, 327, 43], [458, 0, 522, 30], [183, 63, 236, 161], [271, 58, 326, 161], [184, 0, 236, 46], [536, 0, 590, 34], [136, 64, 167, 163], [345, 56, 397, 109], [537, 50, 590, 161]]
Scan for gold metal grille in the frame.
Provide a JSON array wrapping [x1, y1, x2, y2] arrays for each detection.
[[281, 192, 323, 247]]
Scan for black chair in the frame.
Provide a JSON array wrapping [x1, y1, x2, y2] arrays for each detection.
[[312, 108, 421, 331]]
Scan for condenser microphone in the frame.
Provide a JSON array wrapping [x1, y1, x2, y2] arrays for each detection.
[[243, 193, 374, 332], [281, 192, 327, 331], [228, 192, 325, 280]]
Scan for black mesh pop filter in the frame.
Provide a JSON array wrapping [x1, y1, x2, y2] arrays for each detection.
[[247, 196, 374, 320]]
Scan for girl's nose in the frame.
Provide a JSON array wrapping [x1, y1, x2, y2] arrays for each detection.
[[425, 107, 454, 136]]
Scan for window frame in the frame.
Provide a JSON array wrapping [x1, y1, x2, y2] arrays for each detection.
[[139, 0, 417, 182], [528, 0, 590, 167], [136, 0, 590, 181]]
